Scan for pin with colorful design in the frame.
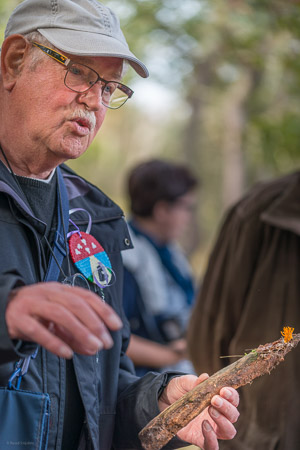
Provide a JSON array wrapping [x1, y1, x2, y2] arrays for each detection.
[[67, 208, 115, 290]]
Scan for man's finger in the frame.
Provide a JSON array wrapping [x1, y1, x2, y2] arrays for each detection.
[[44, 283, 123, 331], [197, 372, 210, 384], [6, 283, 122, 351], [35, 292, 115, 348], [220, 387, 239, 408], [211, 395, 240, 424], [208, 405, 237, 441], [69, 285, 123, 329], [7, 294, 112, 354], [12, 316, 74, 359], [202, 420, 219, 450]]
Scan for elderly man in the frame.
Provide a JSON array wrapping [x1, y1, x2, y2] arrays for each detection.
[[0, 1, 239, 449]]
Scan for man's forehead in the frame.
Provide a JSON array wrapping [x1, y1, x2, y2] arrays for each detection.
[[67, 53, 124, 79]]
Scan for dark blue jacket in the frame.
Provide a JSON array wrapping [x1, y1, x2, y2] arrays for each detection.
[[0, 163, 184, 449]]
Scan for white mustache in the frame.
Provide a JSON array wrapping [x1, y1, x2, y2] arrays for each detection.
[[68, 109, 96, 131]]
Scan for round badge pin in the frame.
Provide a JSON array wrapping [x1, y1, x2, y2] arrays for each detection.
[[67, 208, 114, 288], [69, 231, 112, 287]]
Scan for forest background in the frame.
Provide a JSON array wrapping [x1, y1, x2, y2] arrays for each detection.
[[1, 0, 300, 284]]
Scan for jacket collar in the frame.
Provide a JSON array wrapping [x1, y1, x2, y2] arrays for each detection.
[[0, 161, 125, 228], [261, 171, 300, 236], [61, 164, 124, 223], [0, 159, 47, 233]]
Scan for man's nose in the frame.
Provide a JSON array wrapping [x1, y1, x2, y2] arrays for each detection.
[[78, 83, 104, 111]]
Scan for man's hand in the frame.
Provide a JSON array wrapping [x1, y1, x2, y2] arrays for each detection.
[[158, 374, 239, 450], [5, 282, 122, 358]]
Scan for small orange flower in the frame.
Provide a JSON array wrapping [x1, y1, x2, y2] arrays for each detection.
[[281, 326, 294, 343]]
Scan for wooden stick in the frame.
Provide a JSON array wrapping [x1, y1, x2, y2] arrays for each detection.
[[139, 333, 300, 450]]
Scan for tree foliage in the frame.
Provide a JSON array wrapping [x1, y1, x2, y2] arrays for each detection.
[[1, 0, 300, 275], [103, 0, 300, 268]]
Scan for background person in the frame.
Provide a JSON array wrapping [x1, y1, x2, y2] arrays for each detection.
[[122, 159, 198, 375], [188, 171, 300, 450], [0, 0, 240, 449]]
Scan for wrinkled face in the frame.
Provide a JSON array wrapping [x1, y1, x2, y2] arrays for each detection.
[[9, 47, 123, 164]]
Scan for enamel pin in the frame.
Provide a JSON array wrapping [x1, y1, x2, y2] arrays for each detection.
[[68, 208, 113, 288]]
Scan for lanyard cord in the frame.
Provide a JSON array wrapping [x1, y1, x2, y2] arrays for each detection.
[[0, 145, 71, 281], [57, 175, 72, 278], [43, 235, 68, 279]]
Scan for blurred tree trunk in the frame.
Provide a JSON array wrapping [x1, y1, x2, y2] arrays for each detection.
[[221, 73, 250, 209], [221, 68, 263, 210], [180, 57, 218, 257]]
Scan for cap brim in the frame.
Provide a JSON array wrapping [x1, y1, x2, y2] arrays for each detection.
[[38, 28, 149, 78]]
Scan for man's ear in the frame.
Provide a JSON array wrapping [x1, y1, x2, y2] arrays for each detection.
[[1, 35, 29, 91]]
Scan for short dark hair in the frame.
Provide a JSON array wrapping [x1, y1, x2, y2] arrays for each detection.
[[127, 159, 198, 217]]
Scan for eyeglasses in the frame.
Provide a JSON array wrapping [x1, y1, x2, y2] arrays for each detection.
[[32, 42, 134, 109]]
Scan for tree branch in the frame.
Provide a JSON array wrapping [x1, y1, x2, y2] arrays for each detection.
[[139, 333, 300, 450]]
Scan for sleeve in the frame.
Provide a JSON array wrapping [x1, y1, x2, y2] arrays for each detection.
[[187, 201, 264, 375], [0, 271, 37, 364], [114, 371, 190, 449]]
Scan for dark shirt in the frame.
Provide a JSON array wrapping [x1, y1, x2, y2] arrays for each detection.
[[16, 172, 58, 265]]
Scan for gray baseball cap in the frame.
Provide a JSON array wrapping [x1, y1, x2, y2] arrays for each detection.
[[4, 0, 149, 78]]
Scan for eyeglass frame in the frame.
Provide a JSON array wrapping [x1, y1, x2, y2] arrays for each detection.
[[31, 42, 134, 109]]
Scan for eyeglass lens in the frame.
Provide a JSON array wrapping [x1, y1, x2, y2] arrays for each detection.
[[65, 63, 129, 109]]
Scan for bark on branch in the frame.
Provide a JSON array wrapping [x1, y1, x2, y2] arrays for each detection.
[[139, 333, 300, 450]]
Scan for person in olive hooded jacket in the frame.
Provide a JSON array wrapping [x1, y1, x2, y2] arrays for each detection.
[[188, 171, 300, 450]]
